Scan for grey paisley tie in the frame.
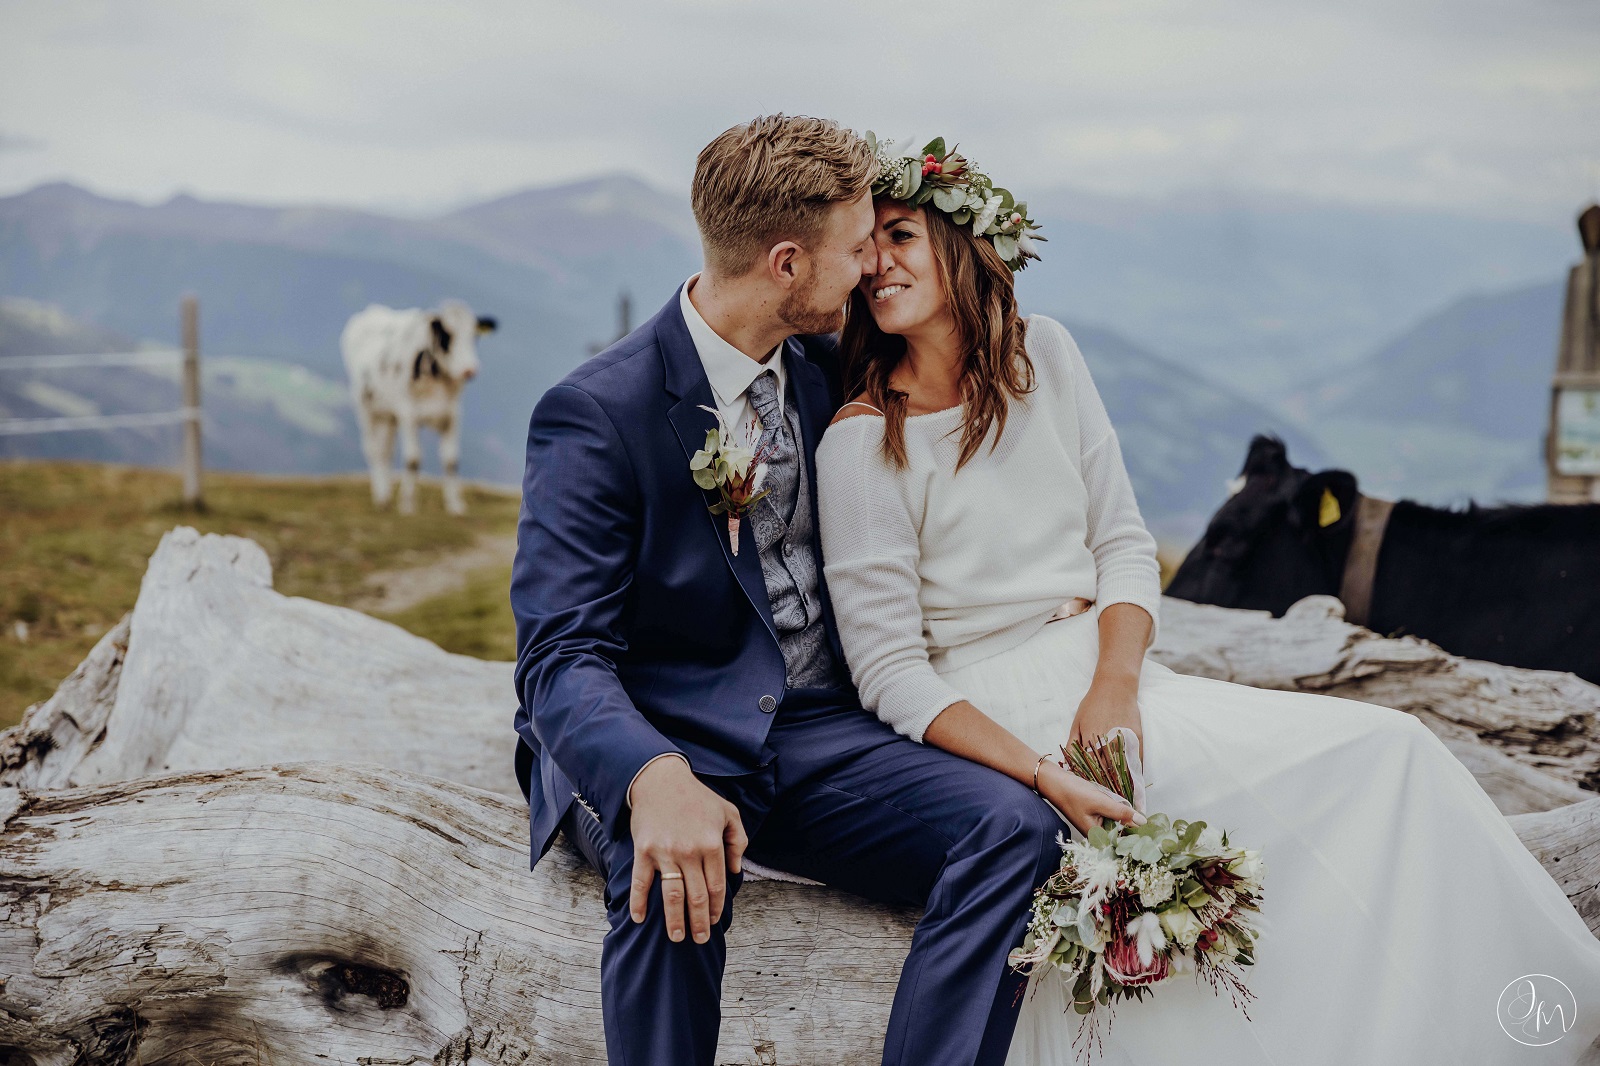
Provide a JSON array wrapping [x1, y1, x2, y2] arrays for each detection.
[[746, 370, 797, 524]]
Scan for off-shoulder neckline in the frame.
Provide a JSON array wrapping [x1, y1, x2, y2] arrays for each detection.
[[824, 313, 1065, 434], [827, 403, 963, 430]]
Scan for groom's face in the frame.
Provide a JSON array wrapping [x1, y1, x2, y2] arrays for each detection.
[[777, 191, 877, 335]]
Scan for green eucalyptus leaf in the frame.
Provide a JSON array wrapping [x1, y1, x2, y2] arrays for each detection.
[[689, 451, 712, 471], [905, 162, 923, 199], [993, 233, 1018, 260], [997, 188, 1015, 213], [933, 185, 965, 212], [922, 136, 945, 159], [952, 207, 972, 225], [1115, 832, 1164, 864]]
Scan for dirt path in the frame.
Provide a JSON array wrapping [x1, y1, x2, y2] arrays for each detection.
[[352, 533, 517, 614]]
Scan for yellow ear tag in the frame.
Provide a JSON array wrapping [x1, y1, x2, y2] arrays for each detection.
[[1318, 486, 1341, 528]]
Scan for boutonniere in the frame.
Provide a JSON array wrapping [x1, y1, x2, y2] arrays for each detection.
[[689, 405, 774, 556]]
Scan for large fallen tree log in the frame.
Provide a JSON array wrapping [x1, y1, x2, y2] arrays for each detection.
[[0, 765, 1596, 1064], [0, 527, 1598, 1062], [4, 528, 1594, 817]]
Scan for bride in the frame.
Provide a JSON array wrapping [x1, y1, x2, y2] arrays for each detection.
[[814, 137, 1600, 1064]]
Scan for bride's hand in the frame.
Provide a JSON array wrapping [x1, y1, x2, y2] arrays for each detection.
[[1069, 677, 1144, 758], [1036, 760, 1146, 838]]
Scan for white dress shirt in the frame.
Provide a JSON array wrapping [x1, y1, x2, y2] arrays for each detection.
[[679, 273, 786, 443], [626, 275, 790, 809]]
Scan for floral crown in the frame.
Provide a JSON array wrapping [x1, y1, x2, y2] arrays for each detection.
[[866, 132, 1044, 272]]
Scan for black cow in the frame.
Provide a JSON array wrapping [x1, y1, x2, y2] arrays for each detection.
[[1166, 434, 1600, 685]]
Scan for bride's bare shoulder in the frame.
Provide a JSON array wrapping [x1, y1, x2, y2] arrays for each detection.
[[829, 397, 885, 427]]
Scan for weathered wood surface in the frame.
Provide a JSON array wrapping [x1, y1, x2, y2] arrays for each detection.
[[5, 528, 1595, 818], [0, 765, 1596, 1064], [1512, 796, 1600, 935], [0, 763, 919, 1064]]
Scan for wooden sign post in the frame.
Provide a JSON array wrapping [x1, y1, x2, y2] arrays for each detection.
[[1547, 204, 1600, 503]]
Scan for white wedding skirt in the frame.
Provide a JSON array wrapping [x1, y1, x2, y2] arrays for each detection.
[[937, 606, 1600, 1065]]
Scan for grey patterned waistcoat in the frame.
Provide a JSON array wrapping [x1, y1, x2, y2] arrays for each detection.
[[746, 370, 844, 689]]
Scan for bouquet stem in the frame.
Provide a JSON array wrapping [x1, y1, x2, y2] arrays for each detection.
[[728, 515, 741, 556]]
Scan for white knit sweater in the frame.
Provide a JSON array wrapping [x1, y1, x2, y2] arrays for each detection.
[[814, 314, 1163, 743]]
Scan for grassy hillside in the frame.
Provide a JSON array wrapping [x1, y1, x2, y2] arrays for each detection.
[[0, 460, 521, 727]]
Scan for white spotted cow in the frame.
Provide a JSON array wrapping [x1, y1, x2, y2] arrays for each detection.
[[340, 299, 496, 515]]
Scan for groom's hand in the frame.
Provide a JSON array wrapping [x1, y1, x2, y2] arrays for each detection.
[[627, 756, 748, 944]]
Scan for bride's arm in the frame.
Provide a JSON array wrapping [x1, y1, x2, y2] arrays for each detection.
[[923, 700, 1145, 835], [815, 417, 1142, 834], [1049, 318, 1163, 659], [1037, 318, 1163, 754]]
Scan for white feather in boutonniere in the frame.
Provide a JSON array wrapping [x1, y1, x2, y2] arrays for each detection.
[[689, 405, 775, 556]]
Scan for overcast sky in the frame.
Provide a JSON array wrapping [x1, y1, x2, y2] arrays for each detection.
[[2, 0, 1597, 223]]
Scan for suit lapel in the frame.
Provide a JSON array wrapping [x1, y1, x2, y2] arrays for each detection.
[[660, 290, 778, 644]]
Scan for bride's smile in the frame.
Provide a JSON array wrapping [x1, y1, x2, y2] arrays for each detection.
[[857, 202, 954, 340]]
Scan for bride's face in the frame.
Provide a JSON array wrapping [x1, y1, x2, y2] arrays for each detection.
[[859, 201, 948, 338]]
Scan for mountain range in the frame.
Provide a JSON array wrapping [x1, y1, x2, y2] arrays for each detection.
[[1281, 279, 1566, 506], [0, 176, 1585, 544]]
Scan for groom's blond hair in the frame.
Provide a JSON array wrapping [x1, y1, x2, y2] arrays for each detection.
[[692, 114, 877, 277]]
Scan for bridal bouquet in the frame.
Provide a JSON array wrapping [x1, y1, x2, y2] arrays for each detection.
[[1009, 729, 1267, 1060]]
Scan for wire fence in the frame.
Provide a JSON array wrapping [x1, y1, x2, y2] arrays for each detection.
[[0, 348, 192, 435], [0, 349, 183, 372], [0, 298, 204, 504]]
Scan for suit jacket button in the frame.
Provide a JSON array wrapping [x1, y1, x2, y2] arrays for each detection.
[[759, 694, 778, 713]]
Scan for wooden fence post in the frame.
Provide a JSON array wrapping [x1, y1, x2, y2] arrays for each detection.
[[180, 295, 203, 509]]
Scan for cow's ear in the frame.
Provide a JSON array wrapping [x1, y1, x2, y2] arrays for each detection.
[[430, 317, 453, 353], [1289, 470, 1358, 534], [476, 315, 498, 335]]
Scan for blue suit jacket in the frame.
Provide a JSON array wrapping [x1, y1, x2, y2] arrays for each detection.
[[511, 287, 849, 866]]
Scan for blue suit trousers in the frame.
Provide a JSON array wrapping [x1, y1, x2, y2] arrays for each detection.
[[561, 686, 1064, 1066]]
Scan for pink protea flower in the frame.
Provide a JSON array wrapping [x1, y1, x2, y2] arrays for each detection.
[[1104, 931, 1171, 986]]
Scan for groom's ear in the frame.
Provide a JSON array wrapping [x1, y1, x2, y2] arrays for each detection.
[[767, 240, 803, 287]]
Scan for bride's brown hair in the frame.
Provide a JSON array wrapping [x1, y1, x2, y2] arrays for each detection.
[[840, 201, 1035, 471]]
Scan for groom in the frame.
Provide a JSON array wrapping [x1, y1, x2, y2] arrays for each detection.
[[510, 114, 1062, 1066]]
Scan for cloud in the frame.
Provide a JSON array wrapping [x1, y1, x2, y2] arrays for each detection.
[[0, 0, 1595, 220]]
